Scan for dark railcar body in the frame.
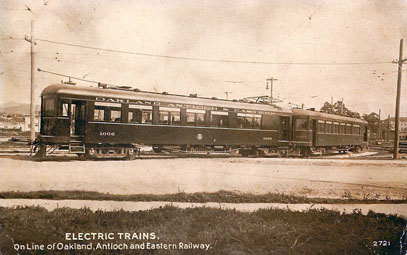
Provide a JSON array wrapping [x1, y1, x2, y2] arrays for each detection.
[[38, 84, 292, 156], [291, 109, 368, 151]]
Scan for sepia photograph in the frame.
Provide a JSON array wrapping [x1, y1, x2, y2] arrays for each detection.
[[0, 0, 407, 254]]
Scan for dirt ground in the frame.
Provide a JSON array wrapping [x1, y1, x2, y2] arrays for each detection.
[[1, 156, 406, 200]]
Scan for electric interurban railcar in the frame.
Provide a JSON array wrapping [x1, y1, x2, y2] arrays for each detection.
[[34, 83, 368, 159], [291, 109, 368, 156], [35, 83, 292, 159]]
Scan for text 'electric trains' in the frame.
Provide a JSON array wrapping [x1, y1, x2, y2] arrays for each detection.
[[34, 83, 368, 159]]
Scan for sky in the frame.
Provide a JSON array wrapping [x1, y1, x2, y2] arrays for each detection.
[[0, 0, 407, 118]]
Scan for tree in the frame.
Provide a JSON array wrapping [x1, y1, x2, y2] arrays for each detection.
[[320, 101, 361, 118], [320, 102, 335, 114], [362, 112, 379, 136]]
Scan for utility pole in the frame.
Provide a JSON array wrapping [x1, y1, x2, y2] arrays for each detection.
[[266, 77, 278, 103], [341, 98, 344, 115], [387, 114, 390, 142], [393, 39, 406, 160], [378, 109, 381, 140], [224, 91, 232, 100], [25, 20, 36, 152]]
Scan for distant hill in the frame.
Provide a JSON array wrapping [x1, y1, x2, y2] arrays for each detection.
[[0, 102, 40, 115]]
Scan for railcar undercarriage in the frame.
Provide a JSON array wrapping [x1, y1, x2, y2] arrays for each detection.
[[32, 142, 367, 160]]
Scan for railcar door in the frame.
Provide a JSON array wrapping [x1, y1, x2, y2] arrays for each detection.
[[312, 119, 317, 146], [70, 100, 87, 137], [279, 116, 290, 141]]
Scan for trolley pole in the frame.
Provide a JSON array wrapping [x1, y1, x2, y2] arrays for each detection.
[[393, 39, 406, 160], [266, 77, 278, 103]]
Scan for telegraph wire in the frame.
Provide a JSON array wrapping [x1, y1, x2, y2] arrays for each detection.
[[36, 67, 246, 88], [0, 37, 25, 40], [35, 38, 392, 66], [261, 0, 327, 57]]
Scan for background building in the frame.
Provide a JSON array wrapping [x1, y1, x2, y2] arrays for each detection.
[[381, 117, 407, 142]]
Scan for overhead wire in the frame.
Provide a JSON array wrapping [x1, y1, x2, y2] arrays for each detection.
[[37, 68, 121, 87], [35, 38, 392, 66], [261, 0, 328, 58]]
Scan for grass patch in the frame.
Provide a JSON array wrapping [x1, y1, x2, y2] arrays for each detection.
[[0, 206, 405, 255], [1, 190, 407, 204]]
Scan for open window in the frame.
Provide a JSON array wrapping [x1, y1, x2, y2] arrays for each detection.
[[186, 109, 206, 126], [128, 105, 152, 124], [236, 113, 261, 129], [58, 100, 69, 117], [210, 111, 228, 127]]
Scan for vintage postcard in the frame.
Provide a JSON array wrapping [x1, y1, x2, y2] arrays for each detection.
[[0, 0, 406, 254]]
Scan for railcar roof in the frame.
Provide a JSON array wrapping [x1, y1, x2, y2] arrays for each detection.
[[42, 84, 291, 114], [292, 109, 367, 124]]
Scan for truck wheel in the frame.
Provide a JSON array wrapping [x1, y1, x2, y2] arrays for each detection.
[[126, 148, 136, 160]]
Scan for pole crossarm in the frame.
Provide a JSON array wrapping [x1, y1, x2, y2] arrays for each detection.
[[392, 58, 407, 64]]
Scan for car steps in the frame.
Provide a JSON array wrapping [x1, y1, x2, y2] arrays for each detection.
[[69, 141, 85, 153]]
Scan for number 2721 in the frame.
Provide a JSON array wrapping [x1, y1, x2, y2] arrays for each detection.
[[373, 241, 390, 246]]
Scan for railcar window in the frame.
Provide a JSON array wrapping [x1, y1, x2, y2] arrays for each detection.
[[95, 102, 121, 122], [159, 111, 169, 124], [325, 122, 333, 133], [354, 125, 360, 135], [196, 113, 205, 126], [159, 107, 181, 125], [110, 110, 121, 122], [346, 124, 352, 134], [129, 111, 134, 122], [128, 110, 141, 123], [44, 98, 55, 117], [186, 113, 195, 125], [94, 108, 105, 121], [186, 109, 206, 126], [58, 100, 69, 117], [129, 105, 152, 124], [334, 123, 339, 133], [171, 112, 181, 125], [237, 113, 261, 129], [340, 123, 345, 134], [318, 121, 325, 133], [295, 118, 309, 131], [211, 111, 228, 127], [246, 117, 254, 128], [236, 115, 245, 128], [254, 116, 261, 129], [142, 111, 152, 124]]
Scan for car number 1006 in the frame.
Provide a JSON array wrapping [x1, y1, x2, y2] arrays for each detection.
[[100, 132, 115, 136]]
